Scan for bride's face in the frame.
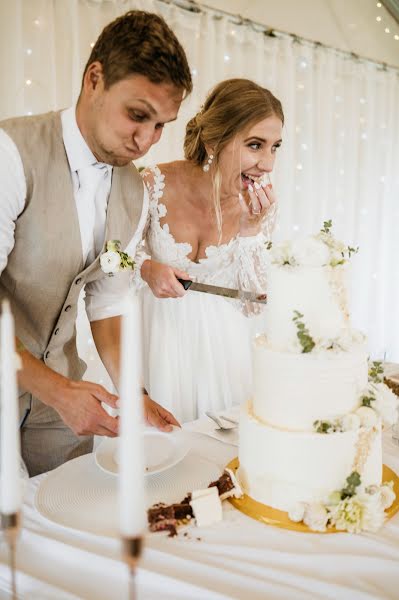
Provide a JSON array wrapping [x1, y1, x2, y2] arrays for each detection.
[[217, 115, 283, 196]]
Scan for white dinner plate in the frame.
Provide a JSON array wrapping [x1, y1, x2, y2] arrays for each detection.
[[95, 427, 190, 477]]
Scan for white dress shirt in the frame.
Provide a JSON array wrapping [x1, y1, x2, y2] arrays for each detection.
[[0, 107, 148, 321]]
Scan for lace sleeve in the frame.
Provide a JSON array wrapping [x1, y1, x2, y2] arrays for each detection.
[[233, 204, 276, 316], [233, 233, 269, 316]]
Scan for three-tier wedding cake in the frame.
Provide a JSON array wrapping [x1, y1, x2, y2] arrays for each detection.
[[238, 222, 398, 532]]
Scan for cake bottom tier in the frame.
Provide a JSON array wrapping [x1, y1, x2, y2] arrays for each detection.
[[238, 403, 382, 512]]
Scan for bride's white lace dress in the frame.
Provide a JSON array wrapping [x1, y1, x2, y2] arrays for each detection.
[[133, 165, 271, 422]]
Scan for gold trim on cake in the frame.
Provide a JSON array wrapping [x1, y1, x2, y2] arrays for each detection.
[[227, 458, 399, 533]]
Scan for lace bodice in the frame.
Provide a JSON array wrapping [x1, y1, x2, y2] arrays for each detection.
[[133, 165, 273, 308]]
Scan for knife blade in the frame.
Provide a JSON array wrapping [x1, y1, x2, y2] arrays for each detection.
[[177, 279, 267, 304]]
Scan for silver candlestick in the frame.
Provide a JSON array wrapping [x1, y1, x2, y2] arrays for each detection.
[[1, 512, 21, 600], [122, 536, 143, 600]]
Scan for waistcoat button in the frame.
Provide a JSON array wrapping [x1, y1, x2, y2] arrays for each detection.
[[45, 351, 50, 359], [64, 305, 72, 312], [54, 328, 60, 335], [75, 278, 82, 285]]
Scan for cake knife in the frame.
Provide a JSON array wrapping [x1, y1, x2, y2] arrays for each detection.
[[177, 279, 267, 304]]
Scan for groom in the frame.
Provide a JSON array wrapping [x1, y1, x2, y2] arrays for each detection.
[[0, 11, 192, 476]]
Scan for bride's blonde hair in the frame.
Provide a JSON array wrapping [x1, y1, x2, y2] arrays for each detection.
[[184, 79, 284, 241]]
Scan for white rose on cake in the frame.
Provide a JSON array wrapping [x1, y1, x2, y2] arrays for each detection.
[[291, 237, 330, 267], [341, 413, 361, 431], [303, 502, 329, 532], [372, 383, 399, 427], [288, 502, 306, 522], [330, 492, 385, 533], [380, 483, 396, 509], [269, 240, 295, 266]]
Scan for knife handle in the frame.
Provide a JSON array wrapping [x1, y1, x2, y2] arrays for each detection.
[[177, 278, 193, 290]]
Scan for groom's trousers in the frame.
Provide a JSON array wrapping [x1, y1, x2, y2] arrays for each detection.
[[19, 392, 93, 477]]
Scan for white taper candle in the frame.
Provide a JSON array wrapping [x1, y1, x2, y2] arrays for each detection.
[[0, 300, 22, 514], [118, 294, 146, 537]]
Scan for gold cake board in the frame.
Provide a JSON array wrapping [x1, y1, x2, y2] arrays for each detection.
[[226, 458, 399, 533]]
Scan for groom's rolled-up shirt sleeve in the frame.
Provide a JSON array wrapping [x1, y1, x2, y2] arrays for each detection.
[[84, 184, 149, 321], [0, 130, 26, 275]]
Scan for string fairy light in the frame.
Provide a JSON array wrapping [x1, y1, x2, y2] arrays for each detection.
[[374, 2, 399, 41]]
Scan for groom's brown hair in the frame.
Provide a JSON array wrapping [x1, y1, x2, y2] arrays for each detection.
[[82, 10, 192, 94]]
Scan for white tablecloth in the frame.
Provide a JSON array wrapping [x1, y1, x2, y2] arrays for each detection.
[[1, 419, 399, 600]]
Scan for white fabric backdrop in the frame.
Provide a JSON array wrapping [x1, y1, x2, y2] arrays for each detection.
[[0, 0, 398, 379]]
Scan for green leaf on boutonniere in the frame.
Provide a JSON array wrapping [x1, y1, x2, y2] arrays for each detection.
[[266, 241, 273, 250], [293, 310, 315, 353], [106, 239, 121, 253], [118, 250, 135, 270]]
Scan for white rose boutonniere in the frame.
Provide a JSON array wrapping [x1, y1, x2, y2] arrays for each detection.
[[100, 240, 135, 276]]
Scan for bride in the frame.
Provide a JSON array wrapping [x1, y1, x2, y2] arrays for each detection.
[[134, 79, 284, 422]]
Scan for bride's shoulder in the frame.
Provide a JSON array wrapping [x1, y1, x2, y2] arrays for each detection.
[[141, 161, 187, 198]]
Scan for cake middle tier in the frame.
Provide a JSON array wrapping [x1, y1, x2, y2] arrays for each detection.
[[238, 403, 382, 513], [253, 342, 368, 431]]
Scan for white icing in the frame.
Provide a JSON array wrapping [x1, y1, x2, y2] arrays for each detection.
[[240, 234, 383, 516], [190, 486, 223, 527], [252, 344, 368, 430], [263, 263, 350, 351], [238, 404, 382, 512]]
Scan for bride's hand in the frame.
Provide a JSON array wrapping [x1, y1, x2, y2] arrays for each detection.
[[143, 394, 181, 432], [238, 182, 276, 236], [141, 259, 190, 298]]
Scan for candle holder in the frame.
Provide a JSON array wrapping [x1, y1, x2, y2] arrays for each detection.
[[1, 512, 21, 600], [122, 536, 143, 600]]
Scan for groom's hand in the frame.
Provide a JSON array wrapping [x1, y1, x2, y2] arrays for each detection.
[[143, 394, 180, 432], [51, 379, 120, 437], [141, 259, 189, 298]]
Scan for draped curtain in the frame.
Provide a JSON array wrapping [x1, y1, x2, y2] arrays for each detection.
[[1, 0, 398, 377]]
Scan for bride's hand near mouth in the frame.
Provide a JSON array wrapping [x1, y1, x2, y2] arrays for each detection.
[[238, 179, 276, 236]]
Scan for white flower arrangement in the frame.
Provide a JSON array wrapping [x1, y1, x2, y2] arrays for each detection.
[[303, 502, 329, 532], [289, 472, 395, 533], [357, 361, 399, 428], [329, 491, 385, 533], [100, 240, 135, 276], [313, 360, 399, 434], [314, 412, 362, 434], [317, 329, 366, 353], [267, 220, 358, 268], [359, 382, 398, 428]]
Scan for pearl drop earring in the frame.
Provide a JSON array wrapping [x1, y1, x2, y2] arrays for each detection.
[[203, 154, 214, 172]]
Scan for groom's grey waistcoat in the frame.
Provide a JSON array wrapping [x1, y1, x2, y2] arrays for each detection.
[[0, 110, 144, 384]]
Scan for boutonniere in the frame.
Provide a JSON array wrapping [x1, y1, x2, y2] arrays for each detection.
[[100, 240, 135, 276]]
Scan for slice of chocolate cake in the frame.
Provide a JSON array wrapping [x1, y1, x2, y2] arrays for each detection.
[[147, 504, 177, 535], [208, 468, 243, 500]]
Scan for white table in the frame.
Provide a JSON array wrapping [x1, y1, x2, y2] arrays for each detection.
[[1, 420, 399, 600]]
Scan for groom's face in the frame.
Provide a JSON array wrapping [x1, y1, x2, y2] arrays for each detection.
[[79, 64, 183, 166]]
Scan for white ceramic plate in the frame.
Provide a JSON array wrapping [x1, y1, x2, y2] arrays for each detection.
[[95, 427, 191, 477]]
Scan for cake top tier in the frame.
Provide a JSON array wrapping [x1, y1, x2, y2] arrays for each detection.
[[267, 220, 358, 269], [263, 222, 361, 353]]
